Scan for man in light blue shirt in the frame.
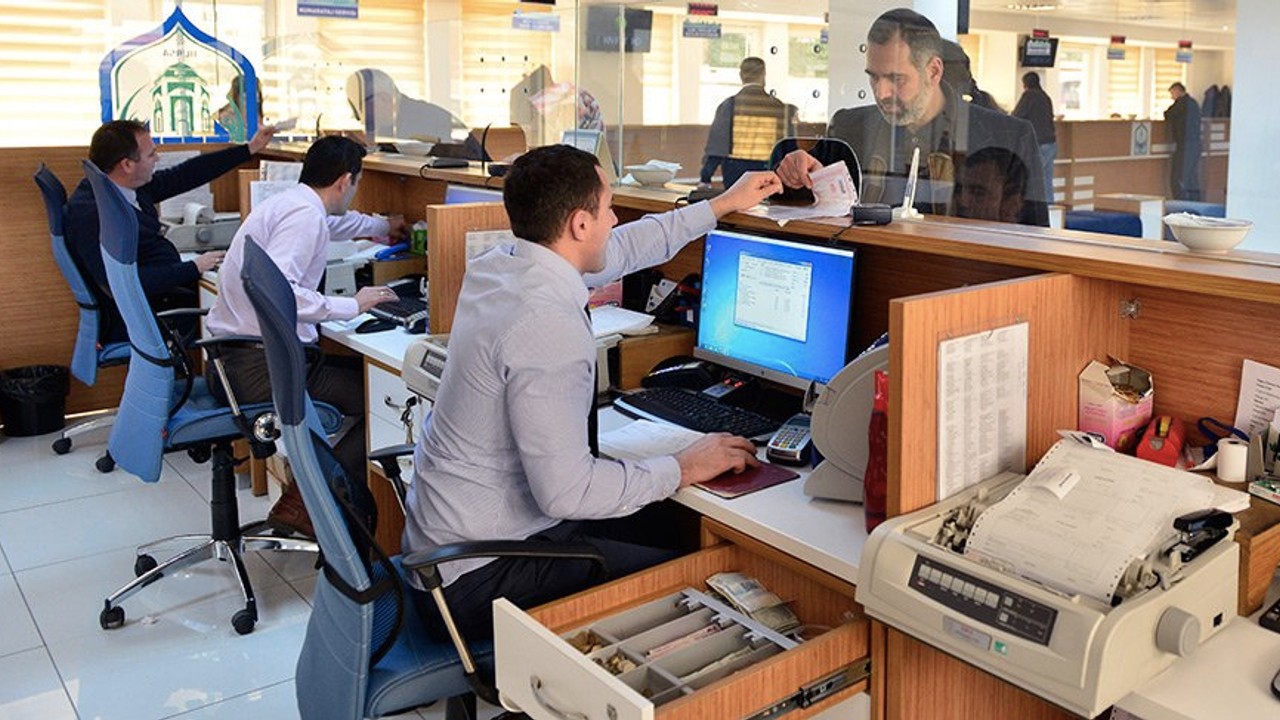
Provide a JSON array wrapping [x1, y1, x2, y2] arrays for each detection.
[[404, 144, 781, 640]]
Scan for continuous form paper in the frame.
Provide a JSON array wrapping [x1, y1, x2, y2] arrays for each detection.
[[936, 322, 1028, 499], [597, 419, 703, 462], [964, 439, 1216, 604]]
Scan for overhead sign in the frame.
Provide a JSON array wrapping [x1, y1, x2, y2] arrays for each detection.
[[687, 3, 718, 16], [1177, 40, 1193, 64], [683, 20, 721, 39], [298, 0, 357, 18], [1108, 35, 1126, 61], [512, 11, 560, 32]]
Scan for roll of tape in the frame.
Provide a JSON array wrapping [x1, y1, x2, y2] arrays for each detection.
[[182, 202, 214, 225], [1216, 437, 1248, 484]]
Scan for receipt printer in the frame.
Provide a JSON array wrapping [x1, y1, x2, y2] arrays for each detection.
[[161, 212, 241, 252], [857, 471, 1238, 718]]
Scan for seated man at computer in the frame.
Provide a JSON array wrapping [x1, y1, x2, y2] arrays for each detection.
[[66, 119, 279, 345], [403, 144, 780, 641], [775, 8, 1047, 227], [205, 136, 402, 538]]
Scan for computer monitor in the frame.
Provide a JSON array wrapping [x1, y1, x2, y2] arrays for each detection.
[[695, 229, 857, 391], [561, 128, 617, 184], [444, 183, 503, 204]]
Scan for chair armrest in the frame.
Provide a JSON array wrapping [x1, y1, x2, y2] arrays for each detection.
[[402, 540, 608, 591], [369, 444, 415, 514], [196, 336, 324, 365], [156, 307, 209, 320]]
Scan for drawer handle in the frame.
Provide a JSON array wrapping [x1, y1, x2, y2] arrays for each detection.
[[383, 396, 402, 410], [529, 676, 589, 720]]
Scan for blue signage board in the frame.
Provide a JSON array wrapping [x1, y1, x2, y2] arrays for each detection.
[[299, 0, 358, 19]]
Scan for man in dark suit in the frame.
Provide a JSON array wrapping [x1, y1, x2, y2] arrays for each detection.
[[65, 119, 276, 345], [1164, 82, 1202, 201], [777, 8, 1047, 226]]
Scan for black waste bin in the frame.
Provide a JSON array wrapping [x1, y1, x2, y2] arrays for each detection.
[[0, 365, 69, 437]]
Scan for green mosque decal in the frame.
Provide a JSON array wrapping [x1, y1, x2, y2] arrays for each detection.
[[99, 6, 258, 143]]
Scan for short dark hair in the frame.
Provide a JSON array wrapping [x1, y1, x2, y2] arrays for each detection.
[[1169, 82, 1187, 93], [503, 144, 602, 246], [1022, 72, 1042, 90], [299, 136, 366, 188], [868, 8, 942, 72], [89, 119, 149, 173], [739, 57, 766, 84]]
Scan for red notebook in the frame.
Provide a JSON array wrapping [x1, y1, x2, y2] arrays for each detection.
[[696, 461, 800, 499]]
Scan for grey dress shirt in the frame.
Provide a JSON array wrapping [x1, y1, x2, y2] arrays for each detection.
[[404, 201, 718, 585]]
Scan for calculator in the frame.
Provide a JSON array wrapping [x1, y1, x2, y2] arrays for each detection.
[[766, 413, 812, 466]]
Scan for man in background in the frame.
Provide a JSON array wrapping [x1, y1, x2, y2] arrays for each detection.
[[777, 8, 1047, 226], [1164, 82, 1202, 201], [1012, 71, 1057, 205], [700, 57, 796, 188]]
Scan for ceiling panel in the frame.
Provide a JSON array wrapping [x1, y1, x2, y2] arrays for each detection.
[[970, 0, 1236, 34]]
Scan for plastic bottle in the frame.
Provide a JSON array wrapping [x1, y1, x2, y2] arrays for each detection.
[[410, 220, 428, 255], [864, 370, 889, 533]]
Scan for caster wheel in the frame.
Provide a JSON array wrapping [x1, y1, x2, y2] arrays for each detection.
[[96, 453, 115, 473], [231, 608, 256, 635], [52, 437, 72, 454], [100, 605, 125, 630]]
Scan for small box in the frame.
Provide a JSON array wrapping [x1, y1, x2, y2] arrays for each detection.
[[1078, 359, 1153, 452]]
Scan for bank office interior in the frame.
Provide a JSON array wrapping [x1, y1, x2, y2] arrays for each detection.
[[0, 0, 1270, 719]]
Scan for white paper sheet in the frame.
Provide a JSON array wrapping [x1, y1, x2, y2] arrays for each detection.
[[936, 322, 1028, 499], [1233, 359, 1280, 438], [590, 305, 656, 338], [249, 180, 296, 210], [740, 161, 857, 226], [965, 439, 1217, 603], [464, 229, 516, 260], [597, 419, 704, 462]]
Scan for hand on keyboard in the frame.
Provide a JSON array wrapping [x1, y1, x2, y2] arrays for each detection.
[[675, 434, 760, 488], [357, 285, 398, 313]]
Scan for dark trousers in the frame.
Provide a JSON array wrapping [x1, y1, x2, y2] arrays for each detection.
[[205, 345, 366, 481], [412, 503, 696, 642]]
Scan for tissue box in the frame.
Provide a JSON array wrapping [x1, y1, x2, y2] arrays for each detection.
[[1078, 359, 1153, 452]]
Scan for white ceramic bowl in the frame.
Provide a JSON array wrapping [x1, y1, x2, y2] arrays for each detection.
[[625, 166, 675, 187], [1163, 213, 1252, 253], [395, 140, 435, 157]]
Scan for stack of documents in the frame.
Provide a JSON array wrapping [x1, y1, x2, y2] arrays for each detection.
[[597, 419, 702, 461], [590, 305, 658, 338]]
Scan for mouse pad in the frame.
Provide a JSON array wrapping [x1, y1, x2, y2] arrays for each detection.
[[696, 461, 800, 499]]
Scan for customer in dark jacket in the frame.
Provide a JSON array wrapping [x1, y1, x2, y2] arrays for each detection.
[[1012, 71, 1057, 205], [1164, 82, 1202, 201]]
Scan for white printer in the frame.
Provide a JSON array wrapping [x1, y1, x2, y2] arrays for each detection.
[[856, 443, 1240, 718], [161, 211, 241, 252]]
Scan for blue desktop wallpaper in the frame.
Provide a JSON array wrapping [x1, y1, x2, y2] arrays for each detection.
[[697, 230, 856, 385]]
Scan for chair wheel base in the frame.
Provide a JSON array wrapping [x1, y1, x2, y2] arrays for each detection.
[[232, 608, 256, 635], [100, 604, 125, 630], [96, 453, 115, 473], [52, 437, 71, 454]]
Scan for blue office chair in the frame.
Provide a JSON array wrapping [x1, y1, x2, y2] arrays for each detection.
[[82, 160, 343, 636], [240, 236, 605, 719], [34, 164, 130, 464]]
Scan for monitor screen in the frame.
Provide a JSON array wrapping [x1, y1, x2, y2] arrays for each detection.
[[1020, 37, 1058, 68], [444, 184, 503, 204], [695, 230, 857, 390], [585, 7, 653, 53]]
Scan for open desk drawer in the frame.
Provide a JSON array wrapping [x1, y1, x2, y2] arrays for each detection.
[[495, 541, 869, 720]]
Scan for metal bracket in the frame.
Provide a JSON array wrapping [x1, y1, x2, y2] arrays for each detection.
[[744, 658, 871, 720], [1120, 298, 1142, 319]]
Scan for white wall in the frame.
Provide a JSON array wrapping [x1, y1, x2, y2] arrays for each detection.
[[1228, 0, 1280, 251]]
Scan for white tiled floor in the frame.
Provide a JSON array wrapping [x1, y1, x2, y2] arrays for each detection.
[[0, 430, 502, 720]]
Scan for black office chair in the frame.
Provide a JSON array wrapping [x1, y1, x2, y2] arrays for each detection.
[[240, 235, 606, 718], [83, 159, 344, 635], [34, 164, 130, 463]]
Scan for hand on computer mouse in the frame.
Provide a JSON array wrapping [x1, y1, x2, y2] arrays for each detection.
[[356, 285, 396, 313]]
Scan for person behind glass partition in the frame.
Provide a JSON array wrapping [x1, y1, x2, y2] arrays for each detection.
[[1012, 71, 1058, 206], [214, 75, 263, 143], [345, 68, 468, 144], [776, 8, 1047, 227], [1164, 82, 1203, 201], [699, 56, 798, 189]]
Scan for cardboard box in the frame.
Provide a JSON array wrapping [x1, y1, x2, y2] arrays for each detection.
[[1078, 359, 1153, 451]]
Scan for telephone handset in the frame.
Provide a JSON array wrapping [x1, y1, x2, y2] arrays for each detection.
[[641, 356, 720, 391], [387, 274, 426, 299]]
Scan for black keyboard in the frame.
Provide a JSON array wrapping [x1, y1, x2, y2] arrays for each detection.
[[614, 387, 781, 440], [370, 296, 429, 328]]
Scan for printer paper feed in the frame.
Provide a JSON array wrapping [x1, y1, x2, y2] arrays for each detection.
[[936, 322, 1028, 499], [964, 440, 1215, 603]]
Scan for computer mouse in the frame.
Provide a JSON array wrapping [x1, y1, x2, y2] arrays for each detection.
[[355, 318, 396, 334], [1272, 665, 1280, 699]]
